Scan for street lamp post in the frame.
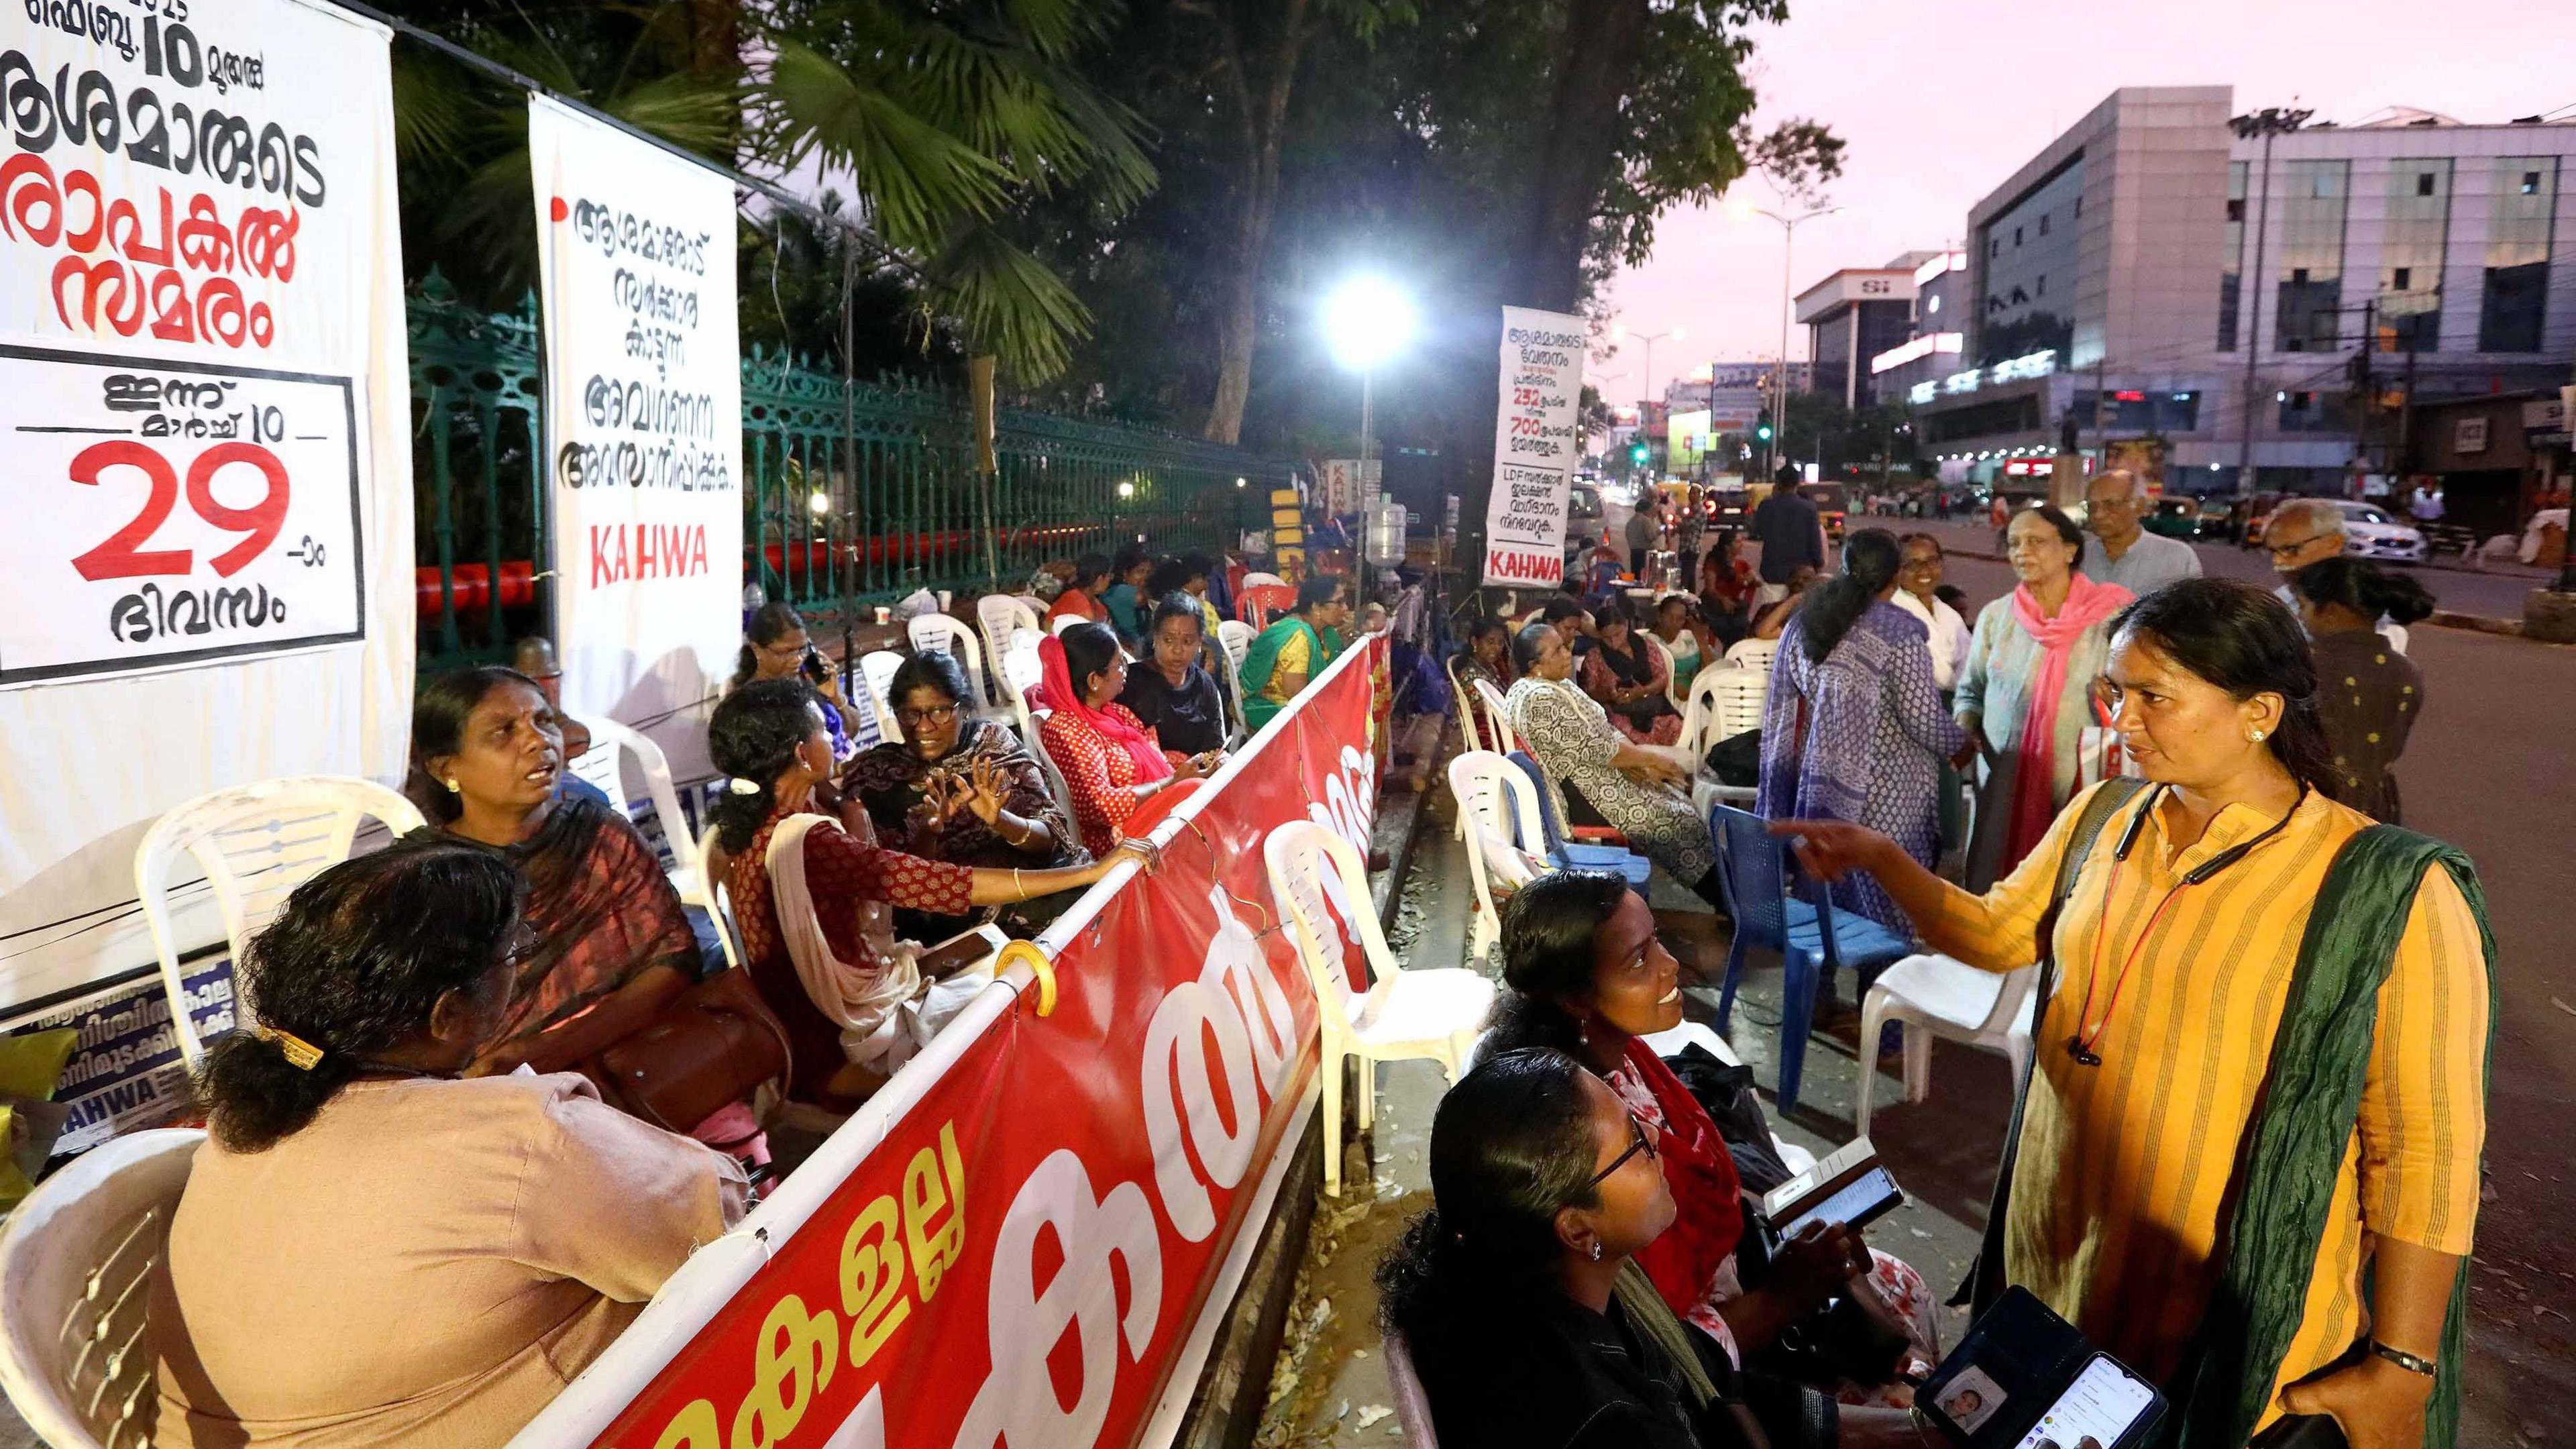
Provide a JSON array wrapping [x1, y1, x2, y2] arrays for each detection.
[[1737, 201, 1840, 484], [2229, 107, 2311, 498], [1611, 323, 1683, 446], [1323, 275, 1417, 581]]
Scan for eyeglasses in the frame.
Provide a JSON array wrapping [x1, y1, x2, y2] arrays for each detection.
[[500, 921, 542, 967], [895, 702, 959, 726], [2265, 535, 2327, 559], [1585, 1114, 1661, 1190]]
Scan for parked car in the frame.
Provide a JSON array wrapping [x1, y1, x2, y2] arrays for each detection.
[[2325, 499, 2428, 563]]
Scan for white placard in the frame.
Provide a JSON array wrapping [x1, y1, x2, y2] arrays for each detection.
[[0, 0, 413, 1011], [1483, 307, 1584, 586], [529, 95, 741, 753], [0, 350, 363, 684]]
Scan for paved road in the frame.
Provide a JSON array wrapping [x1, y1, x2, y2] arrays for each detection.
[[1861, 511, 2552, 623], [1911, 539, 2576, 1442]]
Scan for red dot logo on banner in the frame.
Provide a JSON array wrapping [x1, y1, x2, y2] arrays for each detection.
[[549, 196, 569, 223]]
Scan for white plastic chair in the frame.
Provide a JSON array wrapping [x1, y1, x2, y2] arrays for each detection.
[[567, 720, 740, 972], [1242, 570, 1287, 590], [1446, 752, 1546, 967], [694, 817, 747, 971], [1855, 953, 2039, 1140], [1723, 635, 1778, 674], [1444, 656, 1484, 756], [910, 612, 1004, 718], [1640, 630, 1688, 713], [999, 636, 1046, 743], [1215, 619, 1257, 739], [1265, 821, 1497, 1195], [975, 594, 1042, 695], [1472, 678, 1518, 754], [136, 777, 426, 1065], [2381, 622, 2410, 655], [1049, 612, 1087, 637], [855, 649, 908, 743], [0, 1127, 204, 1449]]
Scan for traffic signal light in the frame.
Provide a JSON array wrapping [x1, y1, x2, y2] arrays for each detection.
[[1631, 443, 1649, 466], [1754, 409, 1774, 443]]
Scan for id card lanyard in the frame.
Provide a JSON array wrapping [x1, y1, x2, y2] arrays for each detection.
[[2064, 784, 2308, 1067]]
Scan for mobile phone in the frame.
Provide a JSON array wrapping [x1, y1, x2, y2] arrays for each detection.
[[801, 648, 829, 684], [918, 924, 1006, 979], [1762, 1137, 1904, 1240], [2006, 1355, 2159, 1449]]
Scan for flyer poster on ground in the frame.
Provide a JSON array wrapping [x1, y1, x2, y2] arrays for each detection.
[[1483, 307, 1584, 587]]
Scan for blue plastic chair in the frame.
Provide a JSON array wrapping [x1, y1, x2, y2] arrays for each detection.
[[1506, 751, 1652, 886], [1708, 803, 1913, 1112]]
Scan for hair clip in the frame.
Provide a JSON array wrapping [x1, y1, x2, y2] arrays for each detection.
[[254, 1024, 325, 1071], [727, 777, 764, 795]]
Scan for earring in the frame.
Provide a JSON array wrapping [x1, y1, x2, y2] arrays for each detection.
[[444, 778, 462, 794], [2249, 730, 2266, 743], [1589, 1242, 1602, 1261]]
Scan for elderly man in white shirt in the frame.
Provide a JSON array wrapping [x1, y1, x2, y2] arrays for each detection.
[[2082, 468, 2202, 598], [1890, 531, 1974, 692], [2268, 496, 2414, 652]]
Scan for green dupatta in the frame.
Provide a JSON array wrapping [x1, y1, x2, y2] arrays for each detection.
[[1239, 615, 1334, 729], [2171, 825, 2496, 1449]]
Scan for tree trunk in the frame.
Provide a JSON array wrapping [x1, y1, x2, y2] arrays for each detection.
[[1517, 0, 1651, 311], [1201, 0, 1311, 445]]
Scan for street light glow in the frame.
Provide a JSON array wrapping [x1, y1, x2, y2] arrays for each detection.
[[808, 490, 830, 516], [1117, 480, 1136, 499], [1323, 275, 1417, 372]]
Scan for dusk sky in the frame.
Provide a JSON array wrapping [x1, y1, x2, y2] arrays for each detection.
[[1589, 0, 2575, 408]]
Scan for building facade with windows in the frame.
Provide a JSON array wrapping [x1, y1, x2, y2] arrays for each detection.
[[1906, 87, 2576, 527], [1796, 256, 1940, 408]]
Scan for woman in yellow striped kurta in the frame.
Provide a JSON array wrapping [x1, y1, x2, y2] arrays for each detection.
[[1778, 580, 2487, 1449]]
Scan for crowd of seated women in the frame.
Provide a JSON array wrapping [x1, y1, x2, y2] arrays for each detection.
[[141, 562, 1378, 1446]]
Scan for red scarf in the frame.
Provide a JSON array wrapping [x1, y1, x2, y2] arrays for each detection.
[[1619, 1038, 1746, 1318], [2004, 571, 2132, 864], [1039, 634, 1173, 783]]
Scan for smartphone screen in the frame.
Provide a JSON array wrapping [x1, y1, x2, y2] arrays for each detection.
[[2011, 1355, 2157, 1449], [1775, 1165, 1902, 1239]]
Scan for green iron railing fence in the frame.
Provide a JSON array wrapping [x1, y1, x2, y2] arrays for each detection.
[[407, 274, 1294, 674]]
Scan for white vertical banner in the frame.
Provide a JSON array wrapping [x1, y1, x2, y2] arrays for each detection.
[[528, 96, 740, 763], [1483, 307, 1584, 586], [0, 0, 413, 1009]]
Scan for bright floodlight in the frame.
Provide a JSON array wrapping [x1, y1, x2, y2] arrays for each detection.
[[1324, 275, 1417, 372], [808, 490, 830, 516]]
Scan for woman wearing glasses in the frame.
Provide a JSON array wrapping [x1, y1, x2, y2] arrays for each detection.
[[1476, 872, 1943, 1432], [1775, 580, 2492, 1449], [843, 650, 1085, 940]]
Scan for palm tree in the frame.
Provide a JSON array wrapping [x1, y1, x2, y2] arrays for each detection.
[[749, 1, 1156, 384]]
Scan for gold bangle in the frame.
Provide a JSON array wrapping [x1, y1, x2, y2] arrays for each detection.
[[1013, 867, 1026, 900]]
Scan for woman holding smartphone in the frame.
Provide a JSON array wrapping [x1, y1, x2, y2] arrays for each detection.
[[731, 602, 855, 760]]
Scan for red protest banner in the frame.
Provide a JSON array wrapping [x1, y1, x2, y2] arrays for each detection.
[[566, 639, 1385, 1449]]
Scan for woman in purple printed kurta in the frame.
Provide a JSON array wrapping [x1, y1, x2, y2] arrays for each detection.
[[1756, 531, 1964, 930]]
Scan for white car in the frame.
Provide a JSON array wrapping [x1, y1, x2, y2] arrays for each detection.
[[2328, 500, 2426, 563]]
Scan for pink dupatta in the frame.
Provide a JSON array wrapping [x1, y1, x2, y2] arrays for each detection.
[[2004, 572, 2133, 863], [1038, 633, 1174, 784]]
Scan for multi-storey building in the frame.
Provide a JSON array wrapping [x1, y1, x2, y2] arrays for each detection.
[[1902, 87, 2575, 535]]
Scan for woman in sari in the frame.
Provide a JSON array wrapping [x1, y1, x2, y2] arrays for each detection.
[[842, 650, 1085, 940], [1505, 623, 1729, 911], [1756, 530, 1966, 930], [1953, 506, 2133, 889], [1240, 574, 1354, 730], [1038, 623, 1216, 858], [406, 668, 699, 1081], [1776, 580, 2491, 1449], [731, 601, 854, 759], [1046, 554, 1114, 627], [712, 679, 1149, 1109], [1581, 606, 1684, 745]]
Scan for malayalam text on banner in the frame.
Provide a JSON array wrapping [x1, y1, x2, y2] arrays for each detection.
[[529, 95, 743, 733], [0, 347, 362, 686], [1483, 306, 1584, 586]]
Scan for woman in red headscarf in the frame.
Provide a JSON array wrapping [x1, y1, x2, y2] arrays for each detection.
[[1036, 623, 1217, 857]]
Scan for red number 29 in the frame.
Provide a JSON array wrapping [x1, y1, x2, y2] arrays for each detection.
[[68, 439, 290, 581]]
